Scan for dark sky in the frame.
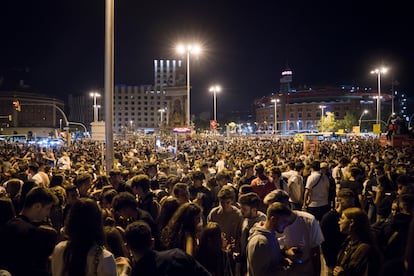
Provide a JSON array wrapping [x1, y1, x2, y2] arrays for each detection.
[[1, 0, 413, 115]]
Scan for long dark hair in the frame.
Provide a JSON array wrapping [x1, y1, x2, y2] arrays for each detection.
[[157, 196, 180, 231], [196, 222, 233, 276], [162, 202, 201, 250], [63, 198, 105, 276]]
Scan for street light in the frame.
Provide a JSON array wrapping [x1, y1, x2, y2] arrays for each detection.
[[158, 108, 166, 128], [359, 109, 369, 127], [370, 67, 388, 125], [319, 105, 326, 132], [177, 43, 201, 127], [90, 92, 101, 122], [271, 98, 279, 135], [209, 85, 221, 122]]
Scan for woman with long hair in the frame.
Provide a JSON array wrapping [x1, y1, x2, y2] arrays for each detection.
[[160, 202, 202, 256], [333, 207, 382, 276], [195, 222, 233, 276], [156, 196, 180, 232], [51, 198, 117, 276], [103, 226, 131, 276]]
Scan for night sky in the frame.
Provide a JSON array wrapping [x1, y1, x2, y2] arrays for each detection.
[[1, 0, 412, 116]]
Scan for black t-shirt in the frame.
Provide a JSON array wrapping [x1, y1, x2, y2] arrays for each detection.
[[189, 185, 213, 219], [0, 215, 57, 276], [320, 210, 347, 267], [131, 249, 211, 276], [238, 175, 256, 186]]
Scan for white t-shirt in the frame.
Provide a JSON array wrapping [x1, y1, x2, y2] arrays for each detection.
[[305, 171, 330, 207], [287, 172, 304, 204], [51, 241, 117, 276], [278, 211, 325, 276], [57, 156, 71, 170]]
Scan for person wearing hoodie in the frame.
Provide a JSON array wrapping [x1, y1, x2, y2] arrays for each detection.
[[246, 202, 293, 276], [264, 189, 325, 276]]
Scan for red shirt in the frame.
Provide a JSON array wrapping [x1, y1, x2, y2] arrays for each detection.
[[251, 176, 275, 200]]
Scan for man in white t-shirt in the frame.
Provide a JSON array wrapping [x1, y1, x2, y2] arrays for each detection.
[[57, 152, 71, 171], [286, 162, 305, 210], [264, 189, 325, 276], [302, 161, 331, 221]]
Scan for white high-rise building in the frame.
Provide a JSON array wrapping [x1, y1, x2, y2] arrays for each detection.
[[70, 59, 188, 134], [113, 85, 167, 133], [154, 59, 185, 90]]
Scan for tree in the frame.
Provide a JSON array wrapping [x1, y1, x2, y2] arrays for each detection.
[[228, 122, 237, 131], [317, 112, 337, 132], [336, 112, 358, 132]]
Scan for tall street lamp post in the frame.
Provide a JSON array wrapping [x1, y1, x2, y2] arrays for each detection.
[[271, 98, 279, 135], [209, 85, 221, 123], [371, 67, 388, 125], [158, 108, 165, 128], [359, 109, 369, 127], [104, 0, 115, 173], [177, 43, 201, 128], [90, 92, 101, 122]]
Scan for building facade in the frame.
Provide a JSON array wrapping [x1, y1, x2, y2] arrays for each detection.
[[113, 85, 164, 132], [67, 59, 188, 134], [0, 91, 65, 131], [154, 59, 186, 90], [255, 86, 392, 134]]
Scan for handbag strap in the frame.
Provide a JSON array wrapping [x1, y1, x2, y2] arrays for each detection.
[[94, 246, 103, 276], [309, 175, 323, 190]]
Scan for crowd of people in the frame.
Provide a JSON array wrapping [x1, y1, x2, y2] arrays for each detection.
[[0, 134, 413, 276]]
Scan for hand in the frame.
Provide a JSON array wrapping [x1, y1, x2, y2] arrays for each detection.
[[116, 256, 131, 276], [282, 257, 293, 270], [284, 247, 303, 263], [333, 266, 344, 276]]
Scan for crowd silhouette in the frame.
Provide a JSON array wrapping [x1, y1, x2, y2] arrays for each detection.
[[0, 135, 413, 276]]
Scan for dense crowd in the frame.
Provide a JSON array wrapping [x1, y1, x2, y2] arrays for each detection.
[[0, 135, 413, 276]]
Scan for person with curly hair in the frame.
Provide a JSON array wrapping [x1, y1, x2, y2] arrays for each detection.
[[160, 202, 202, 256]]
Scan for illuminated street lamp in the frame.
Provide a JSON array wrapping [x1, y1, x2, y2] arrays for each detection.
[[359, 109, 369, 127], [319, 105, 326, 132], [177, 43, 201, 127], [90, 92, 101, 122], [129, 120, 134, 131], [319, 105, 327, 117], [370, 67, 388, 125], [209, 85, 221, 122], [158, 108, 166, 128], [271, 98, 279, 134]]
